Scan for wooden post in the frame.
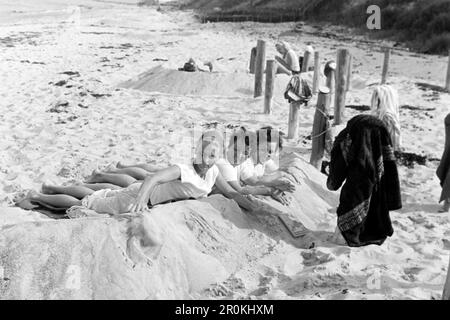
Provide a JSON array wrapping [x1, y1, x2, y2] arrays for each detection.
[[446, 50, 450, 92], [334, 49, 351, 125], [302, 50, 312, 73], [346, 53, 352, 91], [325, 61, 336, 94], [264, 60, 277, 114], [310, 87, 331, 169], [254, 40, 266, 98], [249, 47, 257, 74], [288, 102, 300, 139], [381, 47, 390, 84], [312, 51, 320, 94], [443, 254, 450, 300]]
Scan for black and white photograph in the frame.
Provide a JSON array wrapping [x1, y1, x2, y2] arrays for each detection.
[[1, 0, 450, 305]]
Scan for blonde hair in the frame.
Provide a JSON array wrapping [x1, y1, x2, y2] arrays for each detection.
[[370, 85, 401, 150]]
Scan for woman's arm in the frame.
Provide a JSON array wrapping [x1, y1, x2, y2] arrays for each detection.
[[242, 171, 296, 192], [130, 166, 181, 212], [275, 56, 291, 71], [228, 179, 291, 206], [227, 180, 273, 196], [214, 173, 260, 212]]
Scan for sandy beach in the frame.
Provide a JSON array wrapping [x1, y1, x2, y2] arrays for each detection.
[[0, 0, 450, 300]]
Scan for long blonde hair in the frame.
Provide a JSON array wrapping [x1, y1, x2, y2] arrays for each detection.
[[370, 85, 401, 151]]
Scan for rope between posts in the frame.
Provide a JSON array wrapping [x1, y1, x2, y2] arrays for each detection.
[[272, 100, 332, 140]]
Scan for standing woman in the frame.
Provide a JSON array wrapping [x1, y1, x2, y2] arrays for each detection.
[[327, 115, 402, 247], [436, 113, 450, 212], [370, 84, 402, 152]]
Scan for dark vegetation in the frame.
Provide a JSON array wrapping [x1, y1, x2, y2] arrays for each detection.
[[184, 0, 450, 55]]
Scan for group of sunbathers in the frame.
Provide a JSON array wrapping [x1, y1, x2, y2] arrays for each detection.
[[22, 126, 296, 215]]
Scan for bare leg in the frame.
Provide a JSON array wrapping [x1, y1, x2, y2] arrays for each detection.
[[42, 183, 94, 200], [439, 199, 450, 213], [81, 183, 122, 191], [105, 167, 152, 180], [85, 170, 136, 187], [117, 162, 163, 173], [27, 190, 81, 209]]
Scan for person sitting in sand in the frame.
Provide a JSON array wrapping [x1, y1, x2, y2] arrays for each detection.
[[21, 132, 261, 215], [370, 84, 402, 152], [274, 41, 300, 75]]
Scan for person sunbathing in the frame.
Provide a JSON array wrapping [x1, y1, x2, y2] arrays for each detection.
[[179, 58, 214, 72], [84, 127, 296, 204], [21, 132, 262, 215]]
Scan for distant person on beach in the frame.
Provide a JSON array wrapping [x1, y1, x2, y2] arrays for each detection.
[[370, 85, 402, 152], [179, 58, 214, 72], [327, 115, 402, 247], [275, 41, 300, 75], [19, 132, 262, 215], [436, 113, 450, 212]]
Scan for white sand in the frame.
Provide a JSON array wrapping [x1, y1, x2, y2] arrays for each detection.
[[0, 0, 449, 300]]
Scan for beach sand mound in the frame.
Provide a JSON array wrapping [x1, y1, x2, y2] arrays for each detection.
[[119, 65, 295, 97], [0, 155, 339, 299]]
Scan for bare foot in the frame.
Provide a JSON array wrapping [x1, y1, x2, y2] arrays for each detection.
[[25, 190, 40, 201], [85, 169, 102, 183], [104, 162, 118, 173], [116, 161, 124, 169], [439, 199, 450, 213], [41, 183, 55, 195]]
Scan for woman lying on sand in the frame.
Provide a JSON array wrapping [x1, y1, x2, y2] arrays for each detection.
[[22, 132, 262, 214], [76, 126, 295, 204], [274, 41, 300, 75]]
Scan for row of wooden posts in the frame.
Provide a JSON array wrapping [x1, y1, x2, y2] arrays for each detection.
[[249, 40, 355, 170], [250, 41, 450, 172], [250, 41, 450, 299]]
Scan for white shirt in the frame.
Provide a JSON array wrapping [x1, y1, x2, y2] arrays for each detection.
[[215, 158, 238, 182], [149, 163, 219, 205]]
